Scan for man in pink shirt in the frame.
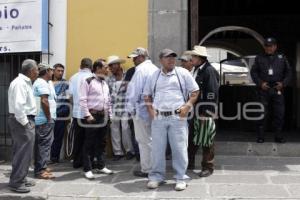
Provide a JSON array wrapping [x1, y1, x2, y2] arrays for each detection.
[[79, 59, 113, 179]]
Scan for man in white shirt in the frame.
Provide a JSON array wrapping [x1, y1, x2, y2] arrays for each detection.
[[69, 58, 93, 168], [8, 59, 39, 193], [126, 47, 158, 177]]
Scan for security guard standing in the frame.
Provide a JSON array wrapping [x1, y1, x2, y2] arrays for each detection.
[[251, 37, 292, 143]]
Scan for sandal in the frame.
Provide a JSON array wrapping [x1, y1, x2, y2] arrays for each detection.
[[35, 171, 55, 179]]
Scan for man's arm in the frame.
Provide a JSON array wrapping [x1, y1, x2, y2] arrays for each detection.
[[40, 94, 51, 122], [144, 95, 156, 119], [178, 90, 199, 118], [13, 84, 29, 126], [283, 56, 292, 87], [250, 57, 263, 87], [126, 72, 144, 114]]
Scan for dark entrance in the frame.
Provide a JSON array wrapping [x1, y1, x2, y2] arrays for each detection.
[[0, 52, 41, 146], [188, 0, 300, 138]]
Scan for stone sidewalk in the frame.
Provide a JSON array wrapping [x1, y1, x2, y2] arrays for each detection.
[[1, 155, 300, 199]]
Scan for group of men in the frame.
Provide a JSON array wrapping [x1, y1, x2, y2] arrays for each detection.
[[7, 37, 292, 193], [8, 61, 69, 192]]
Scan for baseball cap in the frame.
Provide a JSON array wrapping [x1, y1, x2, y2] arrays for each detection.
[[264, 37, 277, 46], [128, 47, 149, 58], [159, 49, 177, 59], [38, 63, 54, 72]]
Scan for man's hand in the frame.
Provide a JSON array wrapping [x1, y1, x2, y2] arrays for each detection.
[[25, 121, 35, 129], [86, 115, 95, 123], [149, 109, 157, 120], [275, 82, 283, 91], [178, 104, 191, 118], [261, 82, 270, 91]]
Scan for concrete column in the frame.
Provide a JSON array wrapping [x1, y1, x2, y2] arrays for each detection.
[[148, 0, 188, 66], [42, 0, 67, 73], [296, 43, 300, 129]]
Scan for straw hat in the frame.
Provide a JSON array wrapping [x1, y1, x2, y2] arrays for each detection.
[[107, 55, 126, 65], [190, 46, 210, 57]]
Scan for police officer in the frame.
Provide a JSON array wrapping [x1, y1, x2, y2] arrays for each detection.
[[251, 37, 292, 143]]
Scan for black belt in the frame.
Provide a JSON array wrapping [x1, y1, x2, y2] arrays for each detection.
[[89, 109, 105, 115], [156, 109, 180, 117]]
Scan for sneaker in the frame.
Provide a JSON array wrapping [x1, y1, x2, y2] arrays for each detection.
[[24, 180, 36, 187], [175, 181, 187, 191], [95, 167, 114, 175], [84, 171, 95, 179], [9, 185, 30, 193], [147, 180, 161, 189]]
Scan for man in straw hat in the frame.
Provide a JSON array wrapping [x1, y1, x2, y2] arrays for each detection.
[[188, 46, 219, 178], [144, 49, 199, 191], [126, 47, 158, 177], [106, 55, 135, 161]]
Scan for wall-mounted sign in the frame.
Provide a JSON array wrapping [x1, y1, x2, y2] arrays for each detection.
[[0, 0, 48, 53]]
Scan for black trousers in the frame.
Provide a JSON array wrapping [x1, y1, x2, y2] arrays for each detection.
[[51, 120, 68, 161], [257, 88, 285, 138], [82, 113, 109, 172], [72, 118, 86, 168]]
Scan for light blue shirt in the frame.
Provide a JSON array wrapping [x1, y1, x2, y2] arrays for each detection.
[[143, 66, 199, 111], [33, 78, 57, 125], [126, 60, 158, 121], [69, 68, 93, 119]]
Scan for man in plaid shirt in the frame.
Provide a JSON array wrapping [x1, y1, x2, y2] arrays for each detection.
[[107, 56, 135, 161]]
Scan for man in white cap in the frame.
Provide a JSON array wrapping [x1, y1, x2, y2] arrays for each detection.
[[33, 63, 57, 179], [144, 49, 199, 191], [188, 46, 219, 178], [126, 47, 158, 177], [106, 55, 135, 161]]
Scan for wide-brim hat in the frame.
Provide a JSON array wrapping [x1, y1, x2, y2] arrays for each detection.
[[190, 45, 210, 58], [107, 55, 126, 66]]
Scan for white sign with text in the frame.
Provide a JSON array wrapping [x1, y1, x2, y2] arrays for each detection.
[[0, 0, 42, 53]]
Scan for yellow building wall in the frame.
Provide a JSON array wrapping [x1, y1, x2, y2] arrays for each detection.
[[66, 0, 148, 78]]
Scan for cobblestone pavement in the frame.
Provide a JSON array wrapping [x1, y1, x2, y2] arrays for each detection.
[[1, 155, 300, 199]]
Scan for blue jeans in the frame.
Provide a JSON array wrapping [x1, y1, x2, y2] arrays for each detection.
[[149, 115, 189, 182]]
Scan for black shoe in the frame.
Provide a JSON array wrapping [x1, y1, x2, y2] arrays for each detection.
[[9, 186, 30, 193], [126, 152, 135, 160], [256, 138, 265, 143], [135, 154, 140, 162], [199, 170, 213, 178], [112, 155, 124, 161], [133, 170, 148, 178], [24, 180, 36, 187], [275, 137, 286, 143]]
